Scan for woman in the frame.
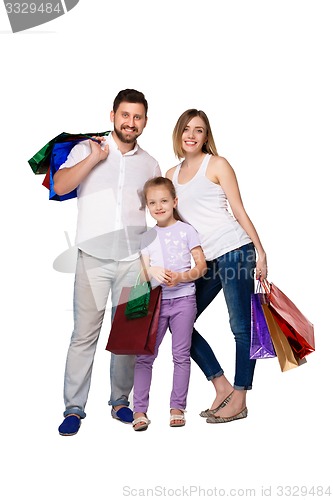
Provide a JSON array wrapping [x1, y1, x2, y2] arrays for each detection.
[[166, 109, 267, 423]]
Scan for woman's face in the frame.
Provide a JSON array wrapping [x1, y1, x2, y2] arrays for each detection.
[[181, 116, 208, 155]]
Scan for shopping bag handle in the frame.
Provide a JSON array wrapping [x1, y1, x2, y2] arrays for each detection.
[[260, 278, 271, 295], [138, 253, 151, 285]]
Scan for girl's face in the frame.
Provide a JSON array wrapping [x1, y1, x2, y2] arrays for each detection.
[[146, 186, 178, 227], [182, 116, 208, 155]]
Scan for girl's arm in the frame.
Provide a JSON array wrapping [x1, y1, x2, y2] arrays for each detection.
[[211, 156, 267, 279], [167, 245, 207, 287], [140, 254, 172, 285]]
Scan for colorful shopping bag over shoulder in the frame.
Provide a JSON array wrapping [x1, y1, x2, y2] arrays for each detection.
[[47, 140, 80, 201], [262, 280, 315, 359], [250, 288, 276, 359], [106, 285, 162, 355], [28, 131, 111, 201]]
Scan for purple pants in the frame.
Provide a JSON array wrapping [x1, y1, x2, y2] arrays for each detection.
[[133, 294, 197, 413]]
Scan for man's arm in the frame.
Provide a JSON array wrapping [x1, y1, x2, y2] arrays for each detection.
[[53, 137, 109, 196]]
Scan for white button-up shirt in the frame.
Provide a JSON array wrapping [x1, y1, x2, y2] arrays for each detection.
[[60, 133, 160, 259]]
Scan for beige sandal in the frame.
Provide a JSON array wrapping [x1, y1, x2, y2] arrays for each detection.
[[170, 409, 186, 427], [132, 413, 151, 431]]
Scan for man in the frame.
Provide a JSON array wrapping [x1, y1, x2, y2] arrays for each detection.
[[54, 89, 161, 436]]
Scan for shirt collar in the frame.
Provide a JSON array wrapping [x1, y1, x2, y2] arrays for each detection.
[[106, 131, 139, 156]]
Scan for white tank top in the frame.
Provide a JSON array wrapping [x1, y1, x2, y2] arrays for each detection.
[[172, 155, 252, 261]]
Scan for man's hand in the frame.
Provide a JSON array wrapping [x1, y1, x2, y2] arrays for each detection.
[[89, 136, 109, 163]]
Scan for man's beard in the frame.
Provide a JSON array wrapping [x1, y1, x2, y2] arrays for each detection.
[[113, 125, 139, 144]]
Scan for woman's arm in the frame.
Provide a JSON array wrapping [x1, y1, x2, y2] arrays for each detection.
[[165, 166, 176, 181], [211, 156, 267, 279]]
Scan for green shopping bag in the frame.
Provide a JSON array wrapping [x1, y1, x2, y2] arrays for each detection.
[[125, 276, 151, 319]]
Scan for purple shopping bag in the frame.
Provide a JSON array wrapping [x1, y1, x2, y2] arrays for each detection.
[[250, 291, 276, 359]]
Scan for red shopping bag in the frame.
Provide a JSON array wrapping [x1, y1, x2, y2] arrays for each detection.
[[262, 280, 315, 359], [106, 285, 162, 355]]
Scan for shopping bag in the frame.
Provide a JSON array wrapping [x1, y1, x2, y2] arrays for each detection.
[[47, 140, 79, 201], [28, 131, 111, 174], [125, 278, 151, 319], [106, 285, 162, 355], [262, 303, 306, 371], [262, 280, 315, 359], [250, 290, 276, 359], [28, 131, 110, 201]]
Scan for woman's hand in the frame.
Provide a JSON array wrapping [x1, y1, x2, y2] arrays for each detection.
[[256, 254, 268, 280]]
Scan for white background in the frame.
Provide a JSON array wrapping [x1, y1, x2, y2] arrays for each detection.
[[1, 1, 332, 499]]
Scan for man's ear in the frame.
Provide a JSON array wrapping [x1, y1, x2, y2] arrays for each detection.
[[110, 110, 115, 123]]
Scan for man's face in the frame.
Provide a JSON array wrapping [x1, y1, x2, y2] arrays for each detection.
[[111, 102, 147, 144]]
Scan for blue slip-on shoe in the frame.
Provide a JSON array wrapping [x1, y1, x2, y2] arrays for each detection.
[[111, 406, 133, 424], [58, 414, 81, 436]]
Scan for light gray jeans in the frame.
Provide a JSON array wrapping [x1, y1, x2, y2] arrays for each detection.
[[63, 250, 140, 418]]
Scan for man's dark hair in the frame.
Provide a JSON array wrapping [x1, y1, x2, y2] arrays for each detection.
[[113, 89, 148, 116]]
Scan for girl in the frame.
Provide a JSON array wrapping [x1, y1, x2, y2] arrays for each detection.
[[132, 177, 207, 431], [166, 110, 268, 423]]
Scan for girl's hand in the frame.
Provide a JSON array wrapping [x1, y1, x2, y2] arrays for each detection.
[[256, 254, 268, 280], [166, 271, 181, 287], [149, 266, 172, 284]]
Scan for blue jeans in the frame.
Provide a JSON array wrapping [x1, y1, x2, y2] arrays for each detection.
[[191, 243, 256, 390]]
